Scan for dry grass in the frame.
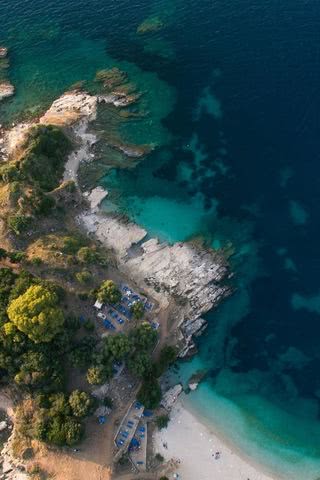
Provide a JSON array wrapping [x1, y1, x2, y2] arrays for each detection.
[[26, 234, 76, 268]]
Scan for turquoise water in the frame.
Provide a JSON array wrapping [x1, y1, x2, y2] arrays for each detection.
[[2, 1, 320, 478]]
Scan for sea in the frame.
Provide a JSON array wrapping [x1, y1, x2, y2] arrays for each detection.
[[1, 0, 320, 478]]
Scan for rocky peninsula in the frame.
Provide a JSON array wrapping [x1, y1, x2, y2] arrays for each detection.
[[39, 89, 232, 356]]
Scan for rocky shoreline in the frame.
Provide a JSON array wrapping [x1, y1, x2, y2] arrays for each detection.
[[0, 46, 15, 103], [2, 89, 232, 357], [57, 90, 232, 357]]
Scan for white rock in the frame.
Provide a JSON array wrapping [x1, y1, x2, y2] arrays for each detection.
[[86, 186, 108, 211], [0, 420, 8, 431], [0, 82, 14, 102], [40, 91, 97, 126]]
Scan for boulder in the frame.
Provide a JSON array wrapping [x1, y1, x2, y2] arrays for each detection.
[[0, 82, 14, 102], [160, 384, 183, 411], [0, 47, 8, 58], [40, 91, 97, 126]]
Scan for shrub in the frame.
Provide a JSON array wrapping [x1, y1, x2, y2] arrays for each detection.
[[77, 247, 98, 264], [61, 236, 83, 255], [7, 251, 26, 263], [155, 453, 164, 462], [156, 414, 169, 430], [75, 270, 92, 284], [8, 214, 31, 235]]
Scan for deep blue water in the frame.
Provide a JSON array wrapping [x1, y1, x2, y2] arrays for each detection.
[[1, 0, 320, 477]]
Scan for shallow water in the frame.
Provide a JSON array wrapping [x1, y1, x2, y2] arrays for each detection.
[[1, 0, 320, 478]]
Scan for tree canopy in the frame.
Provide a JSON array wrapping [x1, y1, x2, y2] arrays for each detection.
[[131, 301, 145, 320], [69, 390, 93, 418], [7, 285, 64, 343], [97, 280, 121, 304]]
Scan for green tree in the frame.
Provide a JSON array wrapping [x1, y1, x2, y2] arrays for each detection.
[[64, 417, 83, 445], [97, 280, 121, 305], [86, 365, 108, 385], [127, 352, 152, 378], [14, 351, 51, 387], [137, 378, 161, 409], [156, 345, 177, 376], [104, 334, 132, 361], [131, 301, 145, 320], [46, 416, 67, 445], [48, 393, 71, 417], [7, 285, 64, 343], [69, 390, 93, 418], [131, 322, 157, 352]]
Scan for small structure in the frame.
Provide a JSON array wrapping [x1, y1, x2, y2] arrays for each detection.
[[94, 299, 103, 310]]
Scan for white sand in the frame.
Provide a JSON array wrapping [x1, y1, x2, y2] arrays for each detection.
[[153, 400, 277, 480]]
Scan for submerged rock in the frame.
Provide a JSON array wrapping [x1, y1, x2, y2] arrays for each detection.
[[188, 371, 206, 391], [0, 81, 14, 101], [95, 67, 128, 91], [137, 16, 164, 34], [0, 46, 8, 58]]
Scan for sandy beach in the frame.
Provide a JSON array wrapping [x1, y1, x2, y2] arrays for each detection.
[[153, 398, 277, 480]]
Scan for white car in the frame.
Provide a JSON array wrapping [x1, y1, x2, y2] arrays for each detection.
[[97, 312, 106, 320]]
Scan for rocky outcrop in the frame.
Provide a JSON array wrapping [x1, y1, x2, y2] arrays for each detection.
[[0, 47, 8, 58], [79, 210, 231, 355], [0, 82, 14, 102], [40, 91, 97, 126], [84, 186, 108, 211], [160, 384, 183, 411], [37, 90, 233, 357], [2, 90, 232, 357]]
